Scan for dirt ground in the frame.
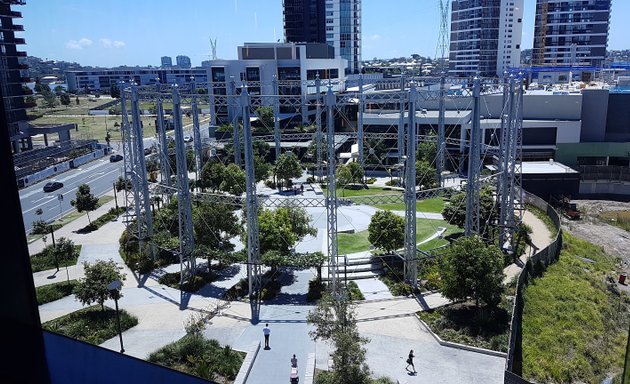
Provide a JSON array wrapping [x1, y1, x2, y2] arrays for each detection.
[[561, 199, 630, 293]]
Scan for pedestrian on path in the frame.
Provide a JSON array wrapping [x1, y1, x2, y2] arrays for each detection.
[[263, 323, 271, 349], [406, 349, 417, 374], [291, 354, 298, 368]]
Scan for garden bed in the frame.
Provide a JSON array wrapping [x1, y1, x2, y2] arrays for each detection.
[[36, 280, 78, 305]]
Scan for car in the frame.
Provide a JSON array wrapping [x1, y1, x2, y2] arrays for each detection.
[[184, 135, 193, 143], [110, 154, 123, 162], [43, 181, 63, 193]]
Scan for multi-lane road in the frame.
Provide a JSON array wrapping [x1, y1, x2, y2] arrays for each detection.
[[20, 152, 125, 233], [20, 122, 207, 234]]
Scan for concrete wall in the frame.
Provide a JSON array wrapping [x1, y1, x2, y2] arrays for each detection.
[[580, 180, 630, 196], [70, 149, 105, 168], [555, 142, 630, 167], [21, 161, 71, 187]]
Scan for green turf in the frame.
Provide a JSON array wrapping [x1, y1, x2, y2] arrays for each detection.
[[337, 218, 460, 255], [321, 185, 401, 198], [372, 197, 446, 213]]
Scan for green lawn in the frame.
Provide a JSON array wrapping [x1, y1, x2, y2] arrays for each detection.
[[36, 280, 78, 305], [337, 218, 460, 255], [43, 305, 138, 345], [321, 185, 402, 198], [372, 197, 446, 213], [522, 233, 629, 383], [30, 245, 81, 273]]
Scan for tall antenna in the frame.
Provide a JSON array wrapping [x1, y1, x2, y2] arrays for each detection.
[[210, 37, 218, 60], [436, 0, 451, 72]]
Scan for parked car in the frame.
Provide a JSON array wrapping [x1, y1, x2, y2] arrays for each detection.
[[43, 181, 63, 193], [110, 154, 123, 162], [184, 135, 193, 143]]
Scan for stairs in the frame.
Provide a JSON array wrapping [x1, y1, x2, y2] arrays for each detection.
[[323, 252, 382, 281]]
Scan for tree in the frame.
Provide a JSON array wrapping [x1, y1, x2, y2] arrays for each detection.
[[220, 163, 246, 195], [442, 186, 495, 237], [193, 202, 240, 253], [75, 96, 80, 105], [254, 106, 274, 131], [25, 95, 36, 106], [275, 152, 302, 190], [368, 210, 405, 253], [43, 91, 57, 108], [257, 206, 316, 255], [439, 235, 504, 308], [53, 85, 64, 97], [417, 135, 437, 163], [307, 293, 372, 384], [110, 83, 120, 99], [336, 162, 365, 196], [115, 176, 132, 192], [74, 259, 126, 311], [59, 93, 71, 106], [199, 161, 225, 192], [415, 160, 437, 190], [365, 138, 386, 164], [35, 83, 50, 94], [255, 159, 272, 183], [71, 184, 99, 224]]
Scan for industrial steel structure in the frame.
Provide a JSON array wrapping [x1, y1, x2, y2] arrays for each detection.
[[119, 74, 524, 320]]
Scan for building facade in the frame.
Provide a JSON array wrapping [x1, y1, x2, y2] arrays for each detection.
[[324, 0, 361, 74], [176, 55, 192, 69], [283, 0, 326, 44], [160, 56, 172, 68], [1, 0, 30, 153], [449, 0, 523, 77], [65, 68, 209, 92], [533, 0, 611, 68], [207, 42, 346, 123]]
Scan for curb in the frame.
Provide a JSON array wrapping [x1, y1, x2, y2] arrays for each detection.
[[304, 352, 316, 384], [414, 313, 507, 358], [234, 341, 260, 384]]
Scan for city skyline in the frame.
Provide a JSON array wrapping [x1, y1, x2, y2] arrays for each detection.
[[20, 0, 630, 68]]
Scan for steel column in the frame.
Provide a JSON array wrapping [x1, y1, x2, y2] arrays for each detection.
[[315, 76, 323, 182], [325, 84, 340, 295], [437, 73, 446, 185], [272, 76, 281, 160], [464, 77, 482, 236], [357, 74, 364, 165], [404, 84, 418, 288], [191, 79, 203, 182]]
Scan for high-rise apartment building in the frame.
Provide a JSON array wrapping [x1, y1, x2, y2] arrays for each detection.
[[283, 0, 326, 44], [0, 0, 30, 153], [533, 0, 611, 67], [324, 0, 361, 74], [176, 55, 191, 69], [449, 0, 523, 77], [161, 56, 172, 68]]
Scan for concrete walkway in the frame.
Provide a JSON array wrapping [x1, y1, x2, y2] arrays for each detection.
[[502, 210, 554, 284], [32, 195, 555, 383]]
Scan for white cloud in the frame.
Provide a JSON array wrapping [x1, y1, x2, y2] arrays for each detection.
[[369, 34, 382, 41], [100, 38, 125, 49], [65, 37, 93, 50]]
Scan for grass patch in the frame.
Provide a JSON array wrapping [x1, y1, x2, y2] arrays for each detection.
[[526, 203, 558, 237], [321, 185, 401, 198], [522, 233, 630, 383], [77, 207, 126, 233], [373, 197, 446, 213], [337, 218, 460, 255], [347, 281, 365, 300], [36, 280, 78, 305], [159, 270, 217, 293], [599, 210, 630, 232], [28, 196, 116, 242], [30, 245, 81, 273], [148, 335, 244, 383], [42, 305, 138, 345], [418, 303, 510, 352]]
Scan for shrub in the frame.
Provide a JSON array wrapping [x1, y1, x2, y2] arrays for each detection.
[[36, 280, 78, 305], [264, 179, 276, 189], [30, 240, 80, 272], [365, 177, 377, 184], [306, 176, 315, 183], [260, 280, 282, 300], [307, 278, 326, 302], [159, 271, 216, 292], [224, 278, 249, 301], [347, 281, 365, 300]]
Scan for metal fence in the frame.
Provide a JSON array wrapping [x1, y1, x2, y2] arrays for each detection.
[[578, 165, 630, 182], [504, 190, 563, 383]]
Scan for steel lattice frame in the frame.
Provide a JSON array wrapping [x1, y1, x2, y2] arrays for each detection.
[[464, 77, 482, 236], [122, 76, 525, 320]]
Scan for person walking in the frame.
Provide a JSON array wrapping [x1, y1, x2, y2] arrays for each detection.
[[291, 354, 298, 368], [263, 323, 271, 349], [406, 349, 417, 374]]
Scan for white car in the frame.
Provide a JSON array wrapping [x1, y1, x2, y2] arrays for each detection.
[[184, 136, 193, 143]]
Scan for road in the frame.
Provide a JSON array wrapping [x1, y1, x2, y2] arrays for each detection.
[[20, 121, 209, 234]]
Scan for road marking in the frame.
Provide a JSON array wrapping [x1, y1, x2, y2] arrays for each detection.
[[32, 195, 56, 204]]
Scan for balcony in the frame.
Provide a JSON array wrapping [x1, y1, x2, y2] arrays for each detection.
[[8, 10, 23, 18], [16, 51, 27, 57]]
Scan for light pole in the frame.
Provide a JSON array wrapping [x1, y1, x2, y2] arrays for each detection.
[[107, 280, 124, 353]]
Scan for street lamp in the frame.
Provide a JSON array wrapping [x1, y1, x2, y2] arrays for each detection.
[[107, 280, 125, 353]]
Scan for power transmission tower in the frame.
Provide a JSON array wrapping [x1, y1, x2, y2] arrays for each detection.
[[190, 78, 203, 183], [172, 86, 195, 284], [155, 81, 171, 194], [325, 84, 342, 296], [436, 0, 451, 73], [465, 77, 481, 236], [404, 84, 418, 288], [241, 86, 262, 301], [210, 37, 218, 60]]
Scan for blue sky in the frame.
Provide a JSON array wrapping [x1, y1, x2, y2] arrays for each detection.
[[21, 0, 628, 67]]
